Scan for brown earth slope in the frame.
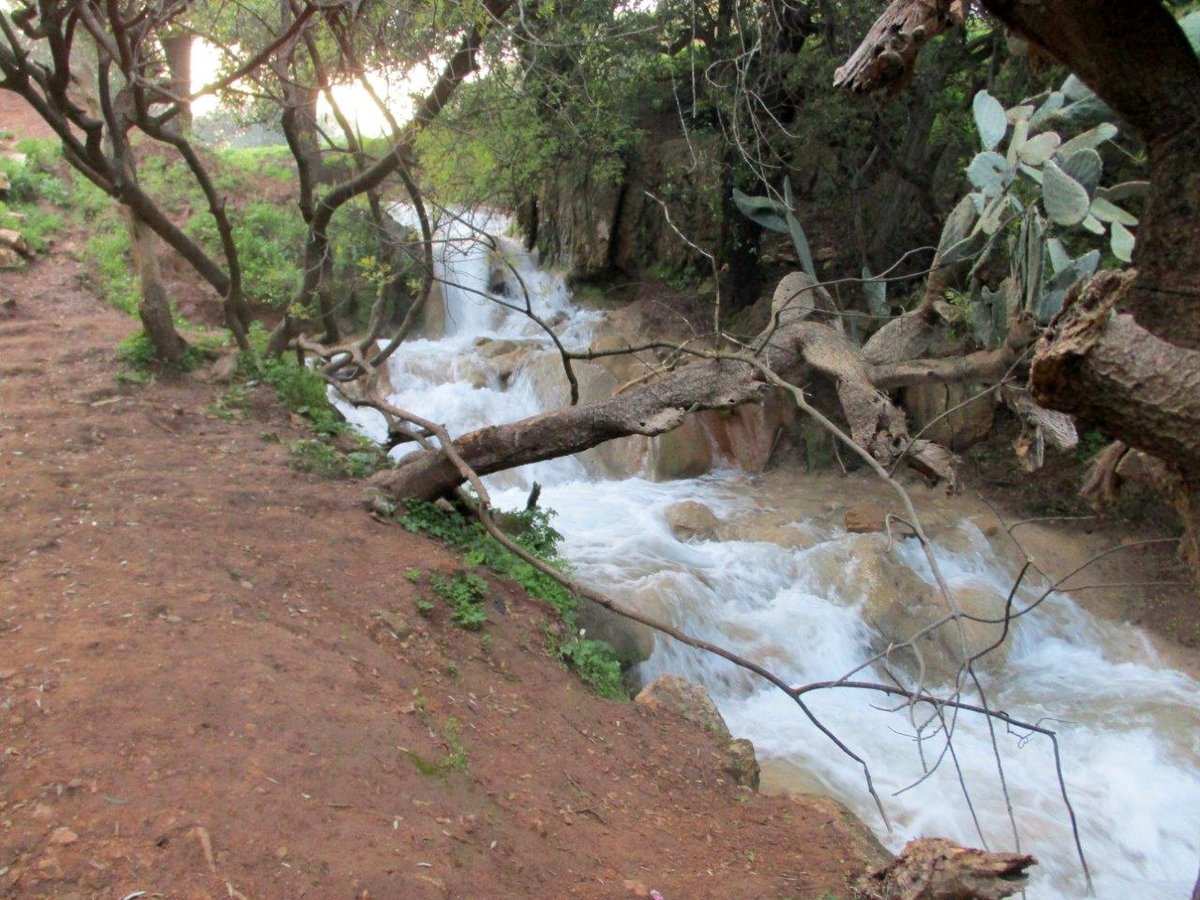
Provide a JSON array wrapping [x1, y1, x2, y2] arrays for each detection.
[[0, 116, 877, 900]]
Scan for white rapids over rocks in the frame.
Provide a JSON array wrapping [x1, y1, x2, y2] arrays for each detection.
[[333, 209, 1200, 899]]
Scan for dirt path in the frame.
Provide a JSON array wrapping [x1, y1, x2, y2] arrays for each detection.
[[0, 136, 879, 900]]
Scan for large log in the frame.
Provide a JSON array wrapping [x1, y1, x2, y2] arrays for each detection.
[[1030, 271, 1200, 470], [369, 275, 974, 502]]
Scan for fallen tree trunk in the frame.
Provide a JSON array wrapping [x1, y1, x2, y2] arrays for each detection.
[[1030, 271, 1200, 470], [369, 275, 976, 502]]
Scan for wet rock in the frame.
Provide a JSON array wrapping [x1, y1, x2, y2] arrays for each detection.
[[575, 599, 655, 669], [844, 504, 917, 536], [864, 577, 1016, 684], [663, 501, 719, 541], [648, 418, 713, 480], [723, 738, 760, 790], [635, 674, 731, 740], [717, 520, 820, 550]]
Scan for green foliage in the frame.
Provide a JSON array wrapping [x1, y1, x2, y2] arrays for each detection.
[[555, 636, 624, 700], [0, 154, 67, 257], [397, 500, 627, 698], [288, 436, 385, 479], [441, 717, 470, 773], [189, 200, 303, 308], [86, 229, 139, 315], [431, 571, 489, 630], [116, 329, 212, 379]]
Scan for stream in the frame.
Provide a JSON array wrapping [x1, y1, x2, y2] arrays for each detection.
[[336, 211, 1200, 899]]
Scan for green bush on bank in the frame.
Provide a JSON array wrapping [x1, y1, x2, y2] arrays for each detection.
[[397, 499, 626, 699]]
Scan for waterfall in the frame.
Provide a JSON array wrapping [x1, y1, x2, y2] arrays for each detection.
[[333, 209, 1200, 899]]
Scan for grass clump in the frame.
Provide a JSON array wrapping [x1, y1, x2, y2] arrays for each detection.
[[116, 329, 217, 383], [288, 435, 386, 479], [431, 571, 489, 630], [397, 500, 627, 699]]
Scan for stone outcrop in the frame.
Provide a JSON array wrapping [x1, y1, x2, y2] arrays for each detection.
[[635, 675, 763, 791]]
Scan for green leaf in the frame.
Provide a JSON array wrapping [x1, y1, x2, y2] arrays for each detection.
[[1016, 132, 1061, 166], [1048, 94, 1114, 130], [1045, 238, 1071, 276], [862, 266, 887, 318], [1089, 196, 1138, 227], [1080, 214, 1106, 235], [1028, 92, 1065, 130], [936, 195, 979, 256], [1041, 160, 1091, 226], [1180, 11, 1200, 54], [1056, 122, 1119, 157], [973, 91, 1008, 151], [1110, 221, 1135, 263], [1058, 149, 1103, 197], [967, 151, 1013, 198], [785, 206, 816, 281], [1060, 74, 1093, 102], [1006, 119, 1030, 166], [1097, 181, 1150, 204], [731, 189, 788, 233], [1017, 164, 1044, 185], [1006, 104, 1035, 124]]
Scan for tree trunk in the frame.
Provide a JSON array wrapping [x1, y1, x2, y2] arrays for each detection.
[[126, 210, 187, 363], [161, 33, 192, 130]]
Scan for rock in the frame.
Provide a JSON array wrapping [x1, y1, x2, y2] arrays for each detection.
[[844, 504, 916, 535], [648, 418, 713, 480], [0, 227, 29, 255], [716, 520, 819, 550], [575, 598, 655, 669], [30, 803, 54, 822], [723, 738, 760, 790], [49, 827, 78, 845], [0, 246, 20, 268], [376, 610, 413, 641], [864, 576, 1017, 684], [904, 381, 996, 451], [663, 501, 719, 541], [635, 674, 731, 740], [855, 837, 1035, 900]]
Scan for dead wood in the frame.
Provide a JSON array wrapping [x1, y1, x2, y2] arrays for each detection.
[[367, 273, 980, 502], [833, 0, 963, 94], [855, 837, 1035, 900], [1030, 271, 1200, 470]]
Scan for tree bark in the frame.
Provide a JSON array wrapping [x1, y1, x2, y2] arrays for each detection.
[[160, 32, 192, 130], [126, 210, 187, 363]]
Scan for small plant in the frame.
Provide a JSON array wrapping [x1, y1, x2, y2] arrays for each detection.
[[398, 499, 627, 697], [414, 597, 435, 617], [405, 568, 423, 582], [288, 438, 349, 478], [442, 717, 470, 773], [553, 635, 625, 700], [431, 571, 489, 630], [117, 329, 209, 381]]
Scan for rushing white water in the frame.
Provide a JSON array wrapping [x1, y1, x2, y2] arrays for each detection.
[[338, 212, 1200, 899]]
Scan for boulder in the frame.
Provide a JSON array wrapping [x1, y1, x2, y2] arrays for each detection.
[[0, 228, 30, 256], [635, 674, 731, 740], [664, 501, 720, 541], [864, 577, 1016, 684], [723, 738, 761, 790], [904, 380, 996, 451], [575, 598, 656, 669]]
